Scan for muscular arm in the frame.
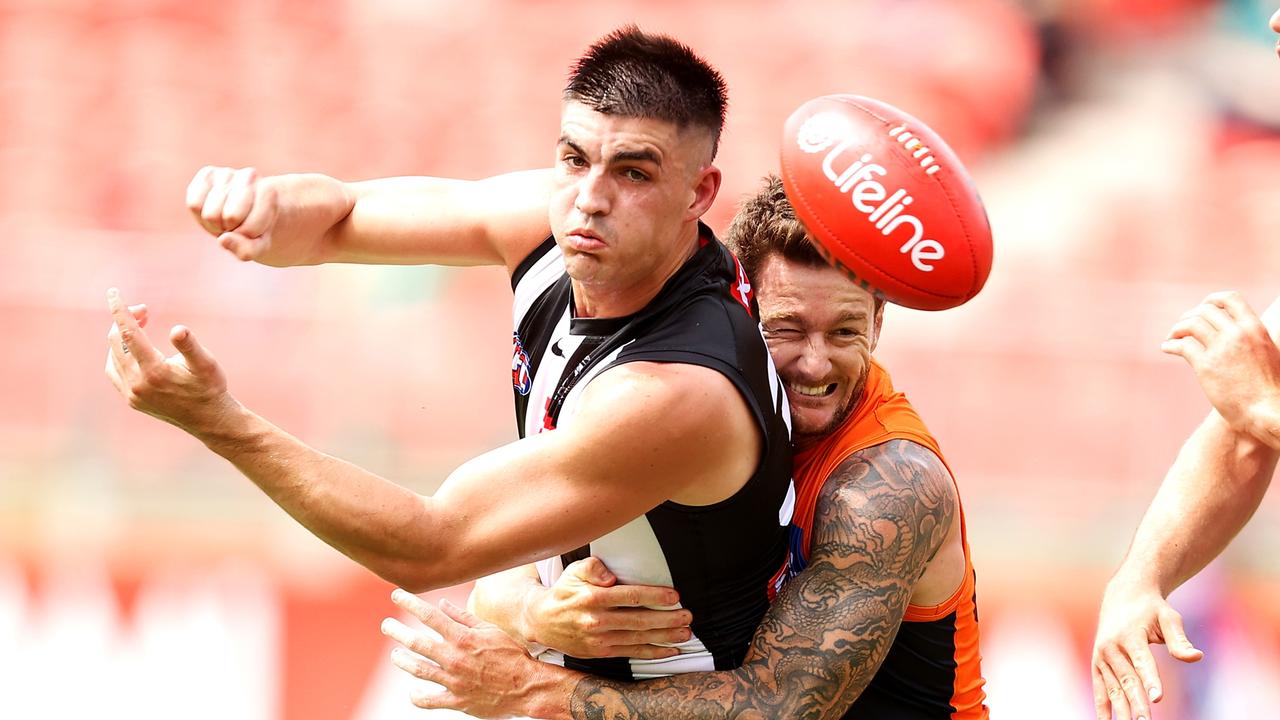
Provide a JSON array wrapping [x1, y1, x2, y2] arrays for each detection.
[[106, 285, 763, 594], [567, 439, 957, 719], [189, 167, 554, 272], [198, 362, 757, 592], [1108, 411, 1278, 598]]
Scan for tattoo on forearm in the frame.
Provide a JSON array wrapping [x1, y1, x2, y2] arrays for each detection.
[[569, 439, 956, 720]]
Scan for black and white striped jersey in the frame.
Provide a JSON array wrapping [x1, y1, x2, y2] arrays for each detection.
[[507, 224, 796, 680]]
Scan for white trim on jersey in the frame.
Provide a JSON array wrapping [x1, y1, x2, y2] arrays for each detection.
[[512, 246, 565, 327]]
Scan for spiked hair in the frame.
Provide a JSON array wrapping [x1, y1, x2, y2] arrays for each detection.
[[564, 25, 728, 158]]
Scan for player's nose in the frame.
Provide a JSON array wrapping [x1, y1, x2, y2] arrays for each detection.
[[574, 169, 612, 216], [794, 339, 833, 379]]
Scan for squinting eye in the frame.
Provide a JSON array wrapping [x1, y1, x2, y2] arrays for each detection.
[[623, 168, 648, 182]]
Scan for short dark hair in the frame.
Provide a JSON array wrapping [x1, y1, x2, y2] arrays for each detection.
[[726, 174, 884, 314], [565, 25, 728, 158]]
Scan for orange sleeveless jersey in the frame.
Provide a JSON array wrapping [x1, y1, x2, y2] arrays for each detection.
[[789, 359, 988, 720]]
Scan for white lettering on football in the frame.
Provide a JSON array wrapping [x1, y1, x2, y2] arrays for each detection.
[[816, 138, 945, 272]]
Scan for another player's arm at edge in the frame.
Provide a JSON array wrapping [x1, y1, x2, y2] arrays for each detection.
[[1107, 411, 1278, 600], [563, 439, 956, 719]]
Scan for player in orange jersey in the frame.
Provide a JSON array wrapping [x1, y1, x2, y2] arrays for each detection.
[[382, 175, 989, 720], [1093, 291, 1280, 720]]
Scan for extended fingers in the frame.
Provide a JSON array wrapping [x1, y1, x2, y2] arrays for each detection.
[[382, 616, 440, 660], [389, 650, 464, 712], [1092, 663, 1113, 720], [607, 624, 692, 647], [390, 646, 446, 685], [1095, 659, 1131, 720], [436, 598, 483, 629], [390, 589, 463, 643], [107, 289, 162, 367], [598, 583, 681, 610], [1101, 644, 1150, 720], [169, 325, 218, 376], [608, 606, 692, 632], [602, 642, 682, 660], [1120, 636, 1164, 707]]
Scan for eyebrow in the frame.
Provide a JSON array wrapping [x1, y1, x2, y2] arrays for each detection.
[[558, 135, 662, 167], [835, 310, 870, 323], [762, 310, 869, 326]]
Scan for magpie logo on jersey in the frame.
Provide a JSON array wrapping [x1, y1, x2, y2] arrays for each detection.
[[511, 331, 532, 396], [730, 254, 753, 311]]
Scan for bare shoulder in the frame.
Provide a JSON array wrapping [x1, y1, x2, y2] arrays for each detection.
[[811, 439, 956, 571], [576, 361, 752, 428], [567, 362, 760, 503]]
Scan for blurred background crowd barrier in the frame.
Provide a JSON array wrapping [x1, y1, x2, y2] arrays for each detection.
[[3, 0, 1280, 717]]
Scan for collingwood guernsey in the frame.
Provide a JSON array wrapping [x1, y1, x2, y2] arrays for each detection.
[[508, 223, 795, 680]]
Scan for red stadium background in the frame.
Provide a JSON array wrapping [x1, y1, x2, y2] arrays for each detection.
[[3, 1, 1280, 718]]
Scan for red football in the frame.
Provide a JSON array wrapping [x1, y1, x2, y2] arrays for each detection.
[[779, 95, 992, 311]]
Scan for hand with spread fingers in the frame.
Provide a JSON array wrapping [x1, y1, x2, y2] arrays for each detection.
[[1162, 291, 1280, 449], [103, 287, 238, 435], [382, 589, 575, 719], [1091, 578, 1202, 720], [505, 557, 692, 661]]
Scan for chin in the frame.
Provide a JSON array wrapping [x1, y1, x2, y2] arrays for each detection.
[[790, 393, 857, 443], [791, 408, 835, 440]]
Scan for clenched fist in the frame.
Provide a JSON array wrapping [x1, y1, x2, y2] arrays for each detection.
[[186, 166, 279, 261]]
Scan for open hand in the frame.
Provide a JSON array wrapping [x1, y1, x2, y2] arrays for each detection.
[[104, 288, 237, 434]]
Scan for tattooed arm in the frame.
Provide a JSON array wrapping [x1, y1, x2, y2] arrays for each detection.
[[384, 439, 958, 719], [569, 438, 957, 719]]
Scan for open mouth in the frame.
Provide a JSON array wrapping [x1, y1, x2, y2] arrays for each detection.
[[789, 382, 836, 398]]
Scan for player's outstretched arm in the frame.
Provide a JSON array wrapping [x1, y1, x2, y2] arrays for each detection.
[[186, 166, 554, 271], [105, 292, 757, 592], [383, 440, 956, 719], [1092, 409, 1279, 720]]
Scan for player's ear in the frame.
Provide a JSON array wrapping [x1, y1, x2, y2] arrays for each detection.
[[687, 164, 721, 221], [870, 295, 886, 352]]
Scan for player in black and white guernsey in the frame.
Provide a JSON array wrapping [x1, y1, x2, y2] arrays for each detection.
[[505, 221, 793, 680], [144, 25, 796, 712]]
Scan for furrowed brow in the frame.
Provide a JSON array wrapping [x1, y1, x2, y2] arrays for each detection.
[[609, 148, 662, 166], [558, 136, 587, 157]]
